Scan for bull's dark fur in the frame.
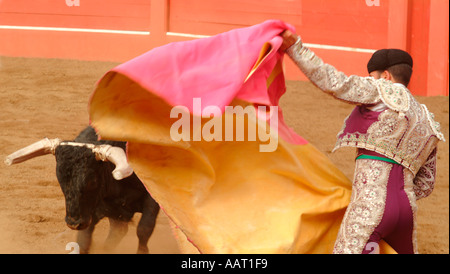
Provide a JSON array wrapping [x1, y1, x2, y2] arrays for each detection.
[[54, 126, 159, 254]]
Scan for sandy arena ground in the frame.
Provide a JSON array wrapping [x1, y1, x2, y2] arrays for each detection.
[[0, 56, 448, 254]]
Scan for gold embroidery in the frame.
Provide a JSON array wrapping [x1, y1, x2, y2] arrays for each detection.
[[333, 160, 391, 254], [286, 43, 381, 105], [413, 148, 437, 200], [423, 104, 446, 141], [403, 169, 419, 254], [333, 99, 442, 175], [286, 39, 441, 255], [286, 43, 445, 175], [376, 80, 410, 112]]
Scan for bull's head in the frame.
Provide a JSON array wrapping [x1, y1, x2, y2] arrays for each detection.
[[4, 138, 133, 230]]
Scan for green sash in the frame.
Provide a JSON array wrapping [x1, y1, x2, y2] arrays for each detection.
[[356, 154, 400, 165]]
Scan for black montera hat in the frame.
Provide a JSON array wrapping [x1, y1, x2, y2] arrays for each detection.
[[367, 49, 413, 73]]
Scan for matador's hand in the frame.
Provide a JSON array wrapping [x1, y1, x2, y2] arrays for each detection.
[[280, 30, 300, 52]]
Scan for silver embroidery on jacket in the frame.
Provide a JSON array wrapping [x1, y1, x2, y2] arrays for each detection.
[[286, 39, 445, 175], [286, 40, 444, 254], [333, 159, 391, 254]]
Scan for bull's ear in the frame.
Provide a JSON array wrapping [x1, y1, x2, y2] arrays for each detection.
[[5, 138, 61, 166], [92, 145, 133, 180]]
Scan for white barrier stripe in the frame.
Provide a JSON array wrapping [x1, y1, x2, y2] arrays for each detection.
[[303, 43, 376, 53], [0, 25, 150, 35], [167, 32, 376, 53], [0, 26, 376, 53], [166, 32, 211, 39]]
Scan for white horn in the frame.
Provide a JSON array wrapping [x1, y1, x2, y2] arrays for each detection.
[[92, 144, 133, 180], [4, 138, 61, 166]]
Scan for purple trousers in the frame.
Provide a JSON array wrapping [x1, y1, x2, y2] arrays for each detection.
[[359, 150, 415, 254]]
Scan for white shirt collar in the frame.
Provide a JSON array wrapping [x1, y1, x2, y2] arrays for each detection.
[[393, 83, 406, 88]]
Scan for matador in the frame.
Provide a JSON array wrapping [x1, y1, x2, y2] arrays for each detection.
[[282, 30, 445, 254]]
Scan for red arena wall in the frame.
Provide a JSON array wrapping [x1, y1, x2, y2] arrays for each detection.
[[0, 0, 448, 96]]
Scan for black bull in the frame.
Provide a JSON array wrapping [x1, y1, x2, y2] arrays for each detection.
[[7, 126, 160, 254]]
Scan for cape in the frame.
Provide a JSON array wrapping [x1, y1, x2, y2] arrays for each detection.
[[89, 20, 394, 253]]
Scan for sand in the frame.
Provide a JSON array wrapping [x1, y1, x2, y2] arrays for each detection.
[[0, 56, 448, 254]]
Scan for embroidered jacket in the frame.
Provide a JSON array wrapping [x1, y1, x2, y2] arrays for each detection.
[[286, 38, 445, 200]]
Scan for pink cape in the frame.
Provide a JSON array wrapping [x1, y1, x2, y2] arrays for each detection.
[[88, 20, 396, 253], [94, 19, 305, 145]]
